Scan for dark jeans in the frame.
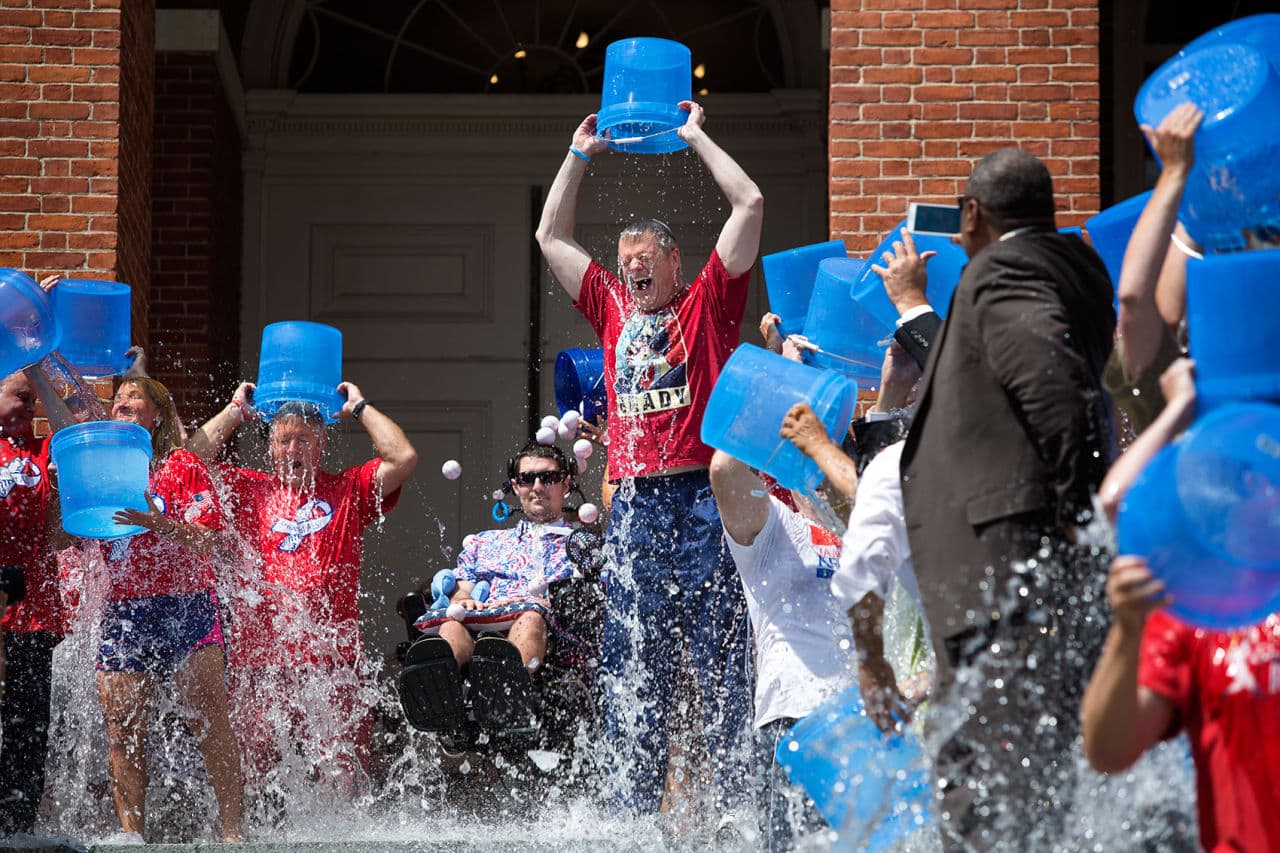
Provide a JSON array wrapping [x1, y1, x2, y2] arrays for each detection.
[[0, 630, 60, 835], [754, 718, 827, 851], [600, 470, 753, 815]]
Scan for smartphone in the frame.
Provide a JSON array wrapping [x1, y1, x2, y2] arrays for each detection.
[[907, 202, 962, 236]]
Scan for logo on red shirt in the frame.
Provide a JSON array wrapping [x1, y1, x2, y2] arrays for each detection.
[[0, 456, 41, 499], [270, 498, 334, 552]]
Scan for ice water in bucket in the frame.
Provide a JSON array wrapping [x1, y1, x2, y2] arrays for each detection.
[[596, 37, 691, 155], [554, 347, 606, 423], [50, 421, 153, 539], [52, 279, 131, 377], [1186, 248, 1280, 410], [850, 220, 967, 326], [701, 344, 855, 493], [0, 268, 61, 378], [255, 321, 345, 423], [1085, 191, 1153, 289], [802, 257, 889, 384], [762, 240, 849, 337], [1135, 39, 1280, 252], [1118, 413, 1280, 630], [775, 685, 933, 848]]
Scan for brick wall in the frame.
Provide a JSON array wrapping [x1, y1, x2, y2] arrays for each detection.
[[0, 0, 152, 295], [829, 0, 1102, 251], [149, 49, 241, 422]]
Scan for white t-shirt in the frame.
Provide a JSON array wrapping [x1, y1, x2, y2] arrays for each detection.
[[725, 496, 857, 728]]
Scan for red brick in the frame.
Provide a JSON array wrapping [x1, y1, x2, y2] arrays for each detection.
[[27, 101, 90, 119], [0, 233, 40, 249], [861, 29, 924, 47], [863, 66, 921, 84], [914, 47, 971, 65], [31, 27, 92, 46]]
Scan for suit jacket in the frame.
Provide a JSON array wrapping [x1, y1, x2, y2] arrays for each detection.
[[900, 229, 1115, 637], [895, 310, 942, 370]]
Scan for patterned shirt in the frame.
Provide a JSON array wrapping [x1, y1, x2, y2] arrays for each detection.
[[454, 518, 575, 601]]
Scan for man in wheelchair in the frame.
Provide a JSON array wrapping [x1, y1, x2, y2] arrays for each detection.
[[398, 441, 602, 755]]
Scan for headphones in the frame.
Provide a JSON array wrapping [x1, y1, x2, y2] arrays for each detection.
[[492, 443, 580, 523]]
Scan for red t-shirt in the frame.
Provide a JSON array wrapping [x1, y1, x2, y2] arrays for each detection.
[[102, 448, 224, 601], [0, 435, 64, 635], [575, 249, 750, 479], [218, 459, 400, 668], [1139, 610, 1280, 852]]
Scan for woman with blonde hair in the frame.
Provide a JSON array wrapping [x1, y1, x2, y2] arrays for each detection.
[[92, 376, 243, 842]]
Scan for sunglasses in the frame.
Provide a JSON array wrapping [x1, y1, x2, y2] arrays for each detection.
[[513, 470, 568, 487]]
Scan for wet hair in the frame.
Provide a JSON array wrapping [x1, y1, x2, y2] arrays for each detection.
[[617, 219, 678, 253], [116, 377, 183, 458], [965, 149, 1057, 231], [508, 441, 574, 482], [270, 401, 326, 429]]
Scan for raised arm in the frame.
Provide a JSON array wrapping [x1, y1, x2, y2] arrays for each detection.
[[780, 403, 858, 501], [708, 449, 770, 546], [338, 381, 418, 496], [1080, 555, 1176, 773], [678, 101, 764, 277], [187, 382, 254, 462], [534, 115, 610, 301], [1115, 103, 1202, 380], [1097, 358, 1196, 522]]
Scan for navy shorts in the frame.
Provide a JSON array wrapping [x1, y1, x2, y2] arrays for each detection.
[[96, 589, 225, 673]]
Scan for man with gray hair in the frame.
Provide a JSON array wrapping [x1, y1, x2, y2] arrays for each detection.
[[900, 148, 1115, 849], [535, 101, 763, 827]]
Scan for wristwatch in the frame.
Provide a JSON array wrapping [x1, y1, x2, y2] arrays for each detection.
[[352, 399, 371, 421]]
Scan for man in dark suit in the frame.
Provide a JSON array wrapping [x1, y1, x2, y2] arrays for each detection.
[[899, 149, 1116, 849]]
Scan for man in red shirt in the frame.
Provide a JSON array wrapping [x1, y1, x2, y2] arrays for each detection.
[[191, 381, 416, 805], [0, 369, 69, 835], [535, 101, 764, 821]]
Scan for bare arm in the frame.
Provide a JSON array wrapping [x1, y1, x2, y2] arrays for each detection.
[[339, 381, 418, 496], [22, 365, 77, 433], [708, 449, 770, 546], [779, 403, 858, 501], [1098, 358, 1196, 522], [534, 115, 610, 301], [187, 382, 254, 462], [1081, 555, 1176, 773], [849, 591, 915, 733], [1116, 103, 1202, 380], [678, 101, 764, 277]]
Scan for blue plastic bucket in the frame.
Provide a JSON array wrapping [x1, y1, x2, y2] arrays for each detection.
[[1117, 420, 1280, 630], [701, 344, 856, 493], [0, 268, 61, 378], [762, 240, 849, 337], [596, 38, 691, 155], [51, 279, 131, 377], [554, 347, 607, 423], [50, 421, 153, 539], [254, 321, 345, 423], [1084, 191, 1153, 289], [850, 220, 968, 326], [1182, 14, 1280, 70], [1186, 248, 1280, 409], [775, 686, 934, 848], [802, 257, 889, 382], [1135, 41, 1280, 252]]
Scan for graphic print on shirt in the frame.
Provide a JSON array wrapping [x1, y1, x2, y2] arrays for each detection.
[[613, 308, 690, 416], [0, 455, 41, 499], [271, 498, 334, 552], [1215, 625, 1280, 698], [108, 493, 167, 563], [809, 524, 842, 579]]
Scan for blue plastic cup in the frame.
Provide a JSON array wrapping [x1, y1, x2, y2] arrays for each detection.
[[254, 321, 345, 423], [50, 421, 153, 539], [850, 219, 969, 325], [1118, 418, 1280, 630], [1135, 41, 1280, 252], [1187, 249, 1280, 410], [762, 240, 849, 337], [775, 686, 934, 848], [1084, 191, 1153, 289], [596, 38, 691, 155], [802, 258, 891, 381], [701, 344, 855, 493], [554, 347, 607, 423], [0, 268, 61, 378], [51, 279, 131, 377]]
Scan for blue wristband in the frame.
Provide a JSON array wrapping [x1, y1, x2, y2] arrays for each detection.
[[569, 146, 591, 162]]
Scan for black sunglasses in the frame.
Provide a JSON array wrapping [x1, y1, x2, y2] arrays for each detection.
[[513, 470, 568, 487]]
